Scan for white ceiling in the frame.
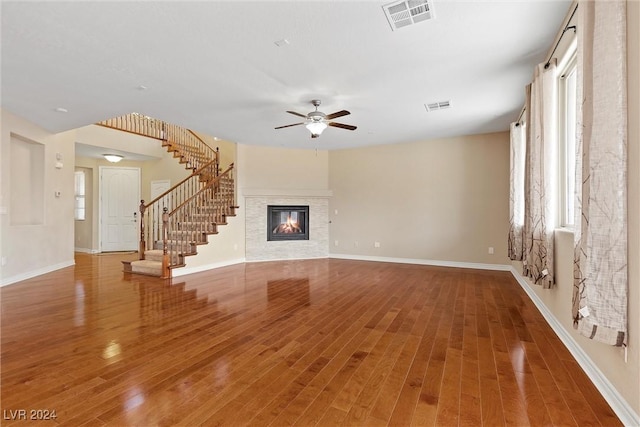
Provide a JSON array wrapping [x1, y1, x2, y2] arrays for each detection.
[[1, 0, 572, 151]]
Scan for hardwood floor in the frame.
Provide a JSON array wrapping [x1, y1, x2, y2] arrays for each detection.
[[1, 253, 621, 426]]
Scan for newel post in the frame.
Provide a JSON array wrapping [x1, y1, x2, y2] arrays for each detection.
[[161, 207, 170, 279], [139, 200, 146, 259], [215, 147, 220, 177]]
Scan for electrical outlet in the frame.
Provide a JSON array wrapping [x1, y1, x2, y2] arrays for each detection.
[[374, 242, 381, 248], [1, 256, 7, 266], [334, 240, 339, 247], [354, 241, 359, 248], [488, 247, 494, 255]]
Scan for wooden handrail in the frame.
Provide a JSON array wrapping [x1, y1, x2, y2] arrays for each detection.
[[143, 157, 218, 209], [161, 164, 236, 272], [98, 113, 218, 172], [100, 112, 236, 276], [169, 164, 234, 216], [187, 129, 217, 159]]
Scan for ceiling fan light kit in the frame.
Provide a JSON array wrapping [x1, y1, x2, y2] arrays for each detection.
[[305, 121, 327, 137], [275, 99, 356, 138]]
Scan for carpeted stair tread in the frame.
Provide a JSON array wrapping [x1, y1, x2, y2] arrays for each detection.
[[130, 259, 162, 277], [145, 250, 164, 262]]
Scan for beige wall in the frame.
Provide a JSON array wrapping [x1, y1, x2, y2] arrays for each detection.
[[239, 144, 329, 191], [512, 2, 639, 420], [1, 109, 76, 284], [191, 131, 236, 171], [329, 132, 510, 265]]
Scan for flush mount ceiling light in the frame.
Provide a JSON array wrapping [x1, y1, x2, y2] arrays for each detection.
[[103, 154, 124, 163]]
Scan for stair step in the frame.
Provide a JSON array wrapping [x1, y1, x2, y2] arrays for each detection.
[[145, 249, 164, 262], [153, 241, 197, 253], [177, 222, 217, 232], [129, 260, 163, 277], [169, 229, 205, 236]]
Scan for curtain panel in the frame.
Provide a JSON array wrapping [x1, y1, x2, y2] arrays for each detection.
[[522, 62, 558, 289], [572, 0, 628, 346], [508, 122, 525, 261]]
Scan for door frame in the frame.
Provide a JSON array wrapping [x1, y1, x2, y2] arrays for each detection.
[[98, 166, 141, 252]]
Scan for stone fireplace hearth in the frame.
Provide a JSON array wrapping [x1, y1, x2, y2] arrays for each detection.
[[244, 189, 331, 261]]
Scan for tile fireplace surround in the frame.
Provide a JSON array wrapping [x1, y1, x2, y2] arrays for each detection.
[[244, 189, 331, 261]]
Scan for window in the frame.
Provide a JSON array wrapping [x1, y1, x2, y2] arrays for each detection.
[[558, 48, 577, 227], [74, 170, 86, 220]]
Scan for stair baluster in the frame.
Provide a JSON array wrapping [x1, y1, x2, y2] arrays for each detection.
[[101, 113, 236, 278]]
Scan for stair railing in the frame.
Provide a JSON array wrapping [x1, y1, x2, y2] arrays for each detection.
[[139, 157, 219, 260], [160, 164, 236, 277], [97, 112, 236, 278], [98, 113, 217, 172]]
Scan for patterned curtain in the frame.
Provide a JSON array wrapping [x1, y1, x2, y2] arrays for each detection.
[[572, 0, 627, 346], [522, 61, 558, 289], [508, 122, 525, 260]]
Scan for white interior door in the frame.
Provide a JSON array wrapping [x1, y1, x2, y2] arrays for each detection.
[[100, 167, 140, 252]]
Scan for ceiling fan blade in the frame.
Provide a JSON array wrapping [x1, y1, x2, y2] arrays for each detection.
[[286, 111, 308, 118], [328, 122, 357, 131], [325, 110, 350, 120], [275, 122, 304, 129]]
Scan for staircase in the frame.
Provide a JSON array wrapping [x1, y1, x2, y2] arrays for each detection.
[[97, 113, 237, 279]]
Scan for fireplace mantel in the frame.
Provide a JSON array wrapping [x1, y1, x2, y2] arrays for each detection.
[[242, 188, 333, 198]]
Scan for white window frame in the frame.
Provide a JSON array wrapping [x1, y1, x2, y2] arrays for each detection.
[[74, 170, 86, 221], [557, 42, 578, 228]]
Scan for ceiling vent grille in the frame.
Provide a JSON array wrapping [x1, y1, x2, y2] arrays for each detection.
[[424, 100, 451, 112], [383, 0, 435, 31]]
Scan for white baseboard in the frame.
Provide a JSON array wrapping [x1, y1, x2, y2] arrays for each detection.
[[74, 247, 100, 254], [172, 258, 246, 278], [329, 253, 512, 271], [245, 255, 329, 263], [509, 267, 640, 427], [1, 260, 75, 287]]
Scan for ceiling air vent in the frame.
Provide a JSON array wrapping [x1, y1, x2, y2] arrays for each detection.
[[383, 0, 435, 31], [424, 100, 451, 112]]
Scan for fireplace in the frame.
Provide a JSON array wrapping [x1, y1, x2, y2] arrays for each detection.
[[267, 205, 309, 241]]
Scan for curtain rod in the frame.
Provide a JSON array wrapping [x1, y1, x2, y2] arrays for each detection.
[[544, 3, 578, 69]]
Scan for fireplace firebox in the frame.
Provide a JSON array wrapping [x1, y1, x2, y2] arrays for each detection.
[[267, 205, 309, 241]]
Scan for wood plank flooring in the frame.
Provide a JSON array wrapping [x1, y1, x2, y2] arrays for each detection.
[[1, 253, 621, 426]]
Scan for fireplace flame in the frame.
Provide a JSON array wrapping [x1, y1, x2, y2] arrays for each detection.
[[273, 215, 302, 234]]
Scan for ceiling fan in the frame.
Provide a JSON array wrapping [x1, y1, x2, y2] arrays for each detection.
[[275, 99, 357, 138]]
